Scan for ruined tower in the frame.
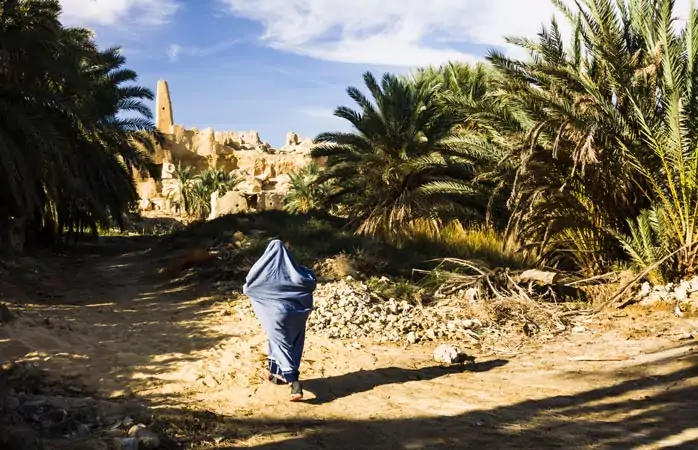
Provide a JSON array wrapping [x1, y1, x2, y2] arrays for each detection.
[[155, 79, 174, 134]]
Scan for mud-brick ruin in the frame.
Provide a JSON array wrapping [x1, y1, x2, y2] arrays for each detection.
[[135, 80, 317, 218]]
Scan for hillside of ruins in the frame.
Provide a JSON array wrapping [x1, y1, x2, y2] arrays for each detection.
[[135, 80, 317, 218]]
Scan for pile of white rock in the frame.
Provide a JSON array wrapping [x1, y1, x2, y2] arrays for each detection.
[[307, 278, 482, 343], [635, 276, 698, 310]]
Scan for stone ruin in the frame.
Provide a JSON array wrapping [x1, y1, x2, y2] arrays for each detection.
[[135, 80, 319, 219]]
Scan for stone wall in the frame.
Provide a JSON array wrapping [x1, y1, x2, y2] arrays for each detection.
[[137, 80, 319, 218]]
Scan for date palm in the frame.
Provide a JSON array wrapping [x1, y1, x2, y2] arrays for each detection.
[[483, 0, 698, 278], [413, 61, 519, 229], [0, 0, 159, 243], [284, 161, 330, 214], [312, 71, 483, 242]]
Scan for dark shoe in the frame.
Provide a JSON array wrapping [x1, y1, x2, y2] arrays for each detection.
[[289, 381, 303, 401]]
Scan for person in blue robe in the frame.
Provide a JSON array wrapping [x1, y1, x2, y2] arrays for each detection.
[[243, 239, 317, 401]]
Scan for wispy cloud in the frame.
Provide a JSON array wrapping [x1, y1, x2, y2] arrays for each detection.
[[296, 106, 337, 120], [59, 0, 180, 27], [166, 39, 245, 62], [167, 44, 182, 62], [217, 0, 694, 67]]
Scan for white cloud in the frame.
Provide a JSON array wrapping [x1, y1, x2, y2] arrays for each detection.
[[217, 0, 695, 67], [59, 0, 179, 27], [166, 39, 244, 62], [167, 44, 182, 62], [296, 106, 337, 120]]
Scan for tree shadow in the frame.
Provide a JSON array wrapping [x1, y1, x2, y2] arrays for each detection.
[[302, 359, 509, 405], [147, 347, 698, 449], [3, 230, 698, 449], [0, 234, 238, 397]]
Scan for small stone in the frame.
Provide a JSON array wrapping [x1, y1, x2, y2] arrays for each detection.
[[677, 333, 694, 341], [112, 437, 138, 450], [572, 325, 587, 333], [433, 344, 461, 364], [425, 329, 436, 340], [689, 276, 698, 292], [76, 423, 90, 437], [0, 303, 15, 324], [641, 291, 664, 306], [464, 288, 478, 302], [638, 282, 651, 297], [674, 285, 688, 301], [128, 424, 160, 449], [406, 331, 417, 344], [462, 319, 475, 329], [675, 303, 685, 318]]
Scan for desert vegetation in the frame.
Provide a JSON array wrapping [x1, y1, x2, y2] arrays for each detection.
[[3, 0, 698, 293], [283, 0, 698, 286], [171, 166, 241, 220], [1, 0, 697, 308]]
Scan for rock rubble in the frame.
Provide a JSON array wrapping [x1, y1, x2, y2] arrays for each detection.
[[237, 278, 482, 343], [635, 276, 698, 313], [0, 362, 163, 449], [305, 279, 482, 343]]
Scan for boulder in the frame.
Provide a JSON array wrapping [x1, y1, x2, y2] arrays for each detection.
[[209, 191, 249, 219], [285, 131, 300, 146], [257, 192, 285, 211]]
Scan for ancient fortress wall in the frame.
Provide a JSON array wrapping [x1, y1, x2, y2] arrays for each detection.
[[137, 80, 318, 218]]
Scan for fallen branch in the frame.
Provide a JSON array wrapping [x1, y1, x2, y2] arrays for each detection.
[[558, 309, 594, 318], [568, 356, 630, 362], [593, 243, 692, 314], [565, 271, 618, 286]]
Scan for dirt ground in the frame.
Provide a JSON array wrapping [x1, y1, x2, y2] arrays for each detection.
[[1, 236, 697, 449]]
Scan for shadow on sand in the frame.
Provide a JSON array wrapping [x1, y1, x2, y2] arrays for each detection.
[[2, 233, 697, 449], [302, 359, 509, 405], [148, 344, 698, 450], [0, 235, 237, 394]]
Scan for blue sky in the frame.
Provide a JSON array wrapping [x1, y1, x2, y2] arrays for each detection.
[[57, 0, 693, 148]]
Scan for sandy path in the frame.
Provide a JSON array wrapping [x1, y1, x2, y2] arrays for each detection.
[[1, 239, 697, 449]]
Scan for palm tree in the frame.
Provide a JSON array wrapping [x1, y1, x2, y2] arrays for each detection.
[[411, 61, 492, 112], [412, 61, 519, 229], [192, 168, 242, 220], [283, 161, 330, 214], [89, 47, 162, 177], [0, 0, 81, 236], [57, 45, 161, 237], [485, 0, 698, 278], [171, 166, 241, 219], [198, 168, 242, 198], [188, 181, 212, 221], [312, 71, 484, 242], [616, 0, 698, 279], [0, 0, 159, 246], [171, 163, 197, 215]]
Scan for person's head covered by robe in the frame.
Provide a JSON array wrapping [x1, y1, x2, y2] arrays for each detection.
[[243, 239, 316, 310]]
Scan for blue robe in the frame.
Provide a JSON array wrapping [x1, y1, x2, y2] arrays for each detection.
[[243, 240, 316, 382]]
